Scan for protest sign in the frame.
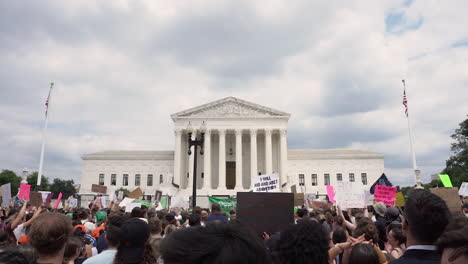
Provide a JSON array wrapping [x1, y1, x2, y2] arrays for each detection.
[[119, 197, 135, 207], [374, 185, 397, 206], [294, 193, 304, 206], [117, 191, 124, 201], [160, 197, 168, 209], [253, 174, 280, 192], [335, 182, 366, 208], [291, 185, 297, 193], [459, 182, 468, 197], [135, 199, 152, 208], [125, 203, 141, 213], [430, 187, 462, 213], [128, 187, 143, 199], [370, 173, 393, 194], [39, 191, 51, 202], [171, 195, 189, 208], [326, 185, 336, 203], [395, 192, 406, 207], [69, 198, 78, 208], [155, 190, 163, 201], [208, 196, 237, 214], [18, 184, 31, 201], [91, 184, 107, 194], [237, 192, 294, 236], [54, 192, 63, 209], [29, 192, 43, 207], [100, 196, 107, 208], [439, 174, 453, 188], [44, 193, 52, 207], [1, 183, 11, 207]]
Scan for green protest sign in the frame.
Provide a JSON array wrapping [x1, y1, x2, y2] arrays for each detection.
[[160, 197, 168, 209], [134, 199, 152, 208], [208, 196, 237, 214], [439, 174, 453, 188]]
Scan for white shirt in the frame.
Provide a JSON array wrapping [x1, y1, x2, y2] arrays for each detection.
[[406, 245, 437, 251], [13, 224, 25, 241]]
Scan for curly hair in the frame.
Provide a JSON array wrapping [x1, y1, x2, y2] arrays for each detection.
[[353, 217, 379, 244], [275, 221, 329, 264]]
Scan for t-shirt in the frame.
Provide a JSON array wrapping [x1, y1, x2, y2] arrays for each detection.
[[206, 213, 228, 223], [97, 231, 109, 253], [13, 223, 26, 241], [82, 249, 117, 264]]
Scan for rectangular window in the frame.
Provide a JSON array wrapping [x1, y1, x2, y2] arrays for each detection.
[[135, 174, 141, 186], [361, 173, 368, 185], [160, 174, 164, 184], [311, 174, 318, 186], [298, 174, 305, 185], [337, 173, 343, 181], [349, 173, 355, 182], [111, 174, 116, 186], [123, 174, 129, 186], [99, 174, 104, 185], [324, 174, 330, 185], [147, 174, 153, 186]]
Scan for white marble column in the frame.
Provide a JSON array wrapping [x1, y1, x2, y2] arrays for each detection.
[[218, 129, 226, 189], [265, 129, 273, 175], [187, 131, 196, 188], [250, 129, 258, 189], [173, 129, 182, 187], [203, 129, 212, 190], [235, 129, 243, 189], [280, 129, 288, 188]]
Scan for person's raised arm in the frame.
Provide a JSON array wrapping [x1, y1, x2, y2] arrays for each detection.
[[11, 201, 27, 229], [338, 206, 356, 232], [22, 206, 43, 228]]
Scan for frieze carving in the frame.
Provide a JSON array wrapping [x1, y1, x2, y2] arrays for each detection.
[[180, 101, 279, 118]]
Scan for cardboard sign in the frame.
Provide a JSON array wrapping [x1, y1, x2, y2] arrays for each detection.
[[125, 203, 141, 213], [395, 192, 406, 207], [308, 200, 331, 210], [253, 174, 280, 192], [1, 183, 11, 207], [335, 182, 366, 208], [291, 185, 297, 193], [326, 185, 336, 203], [237, 192, 294, 236], [54, 192, 63, 209], [459, 182, 468, 197], [18, 184, 31, 201], [439, 174, 453, 188], [119, 197, 135, 207], [430, 187, 462, 213], [294, 193, 304, 206], [91, 184, 107, 194], [374, 185, 397, 206], [128, 187, 143, 199], [29, 192, 43, 207], [155, 190, 163, 201]]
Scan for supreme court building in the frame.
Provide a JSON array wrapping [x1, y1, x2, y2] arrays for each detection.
[[80, 97, 384, 204]]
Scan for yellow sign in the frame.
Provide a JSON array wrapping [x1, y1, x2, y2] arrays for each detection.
[[395, 192, 405, 207]]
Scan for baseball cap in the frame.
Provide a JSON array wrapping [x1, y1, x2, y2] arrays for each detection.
[[95, 211, 107, 221], [119, 218, 150, 263]]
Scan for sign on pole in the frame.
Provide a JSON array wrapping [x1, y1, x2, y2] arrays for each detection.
[[253, 173, 280, 192]]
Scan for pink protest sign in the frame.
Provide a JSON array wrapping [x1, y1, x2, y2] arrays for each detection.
[[374, 185, 397, 206], [326, 185, 336, 203], [54, 192, 63, 209], [18, 184, 31, 201]]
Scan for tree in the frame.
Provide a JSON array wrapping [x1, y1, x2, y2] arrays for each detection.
[[0, 170, 22, 196], [27, 172, 50, 191], [49, 178, 76, 199], [442, 116, 468, 187]]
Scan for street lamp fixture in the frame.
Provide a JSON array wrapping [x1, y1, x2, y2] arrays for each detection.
[[187, 121, 206, 208]]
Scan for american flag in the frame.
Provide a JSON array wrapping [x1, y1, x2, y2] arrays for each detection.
[[45, 83, 54, 117], [402, 80, 408, 117]]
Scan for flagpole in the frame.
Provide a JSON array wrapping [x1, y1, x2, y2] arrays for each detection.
[[37, 83, 54, 188], [402, 80, 422, 188]]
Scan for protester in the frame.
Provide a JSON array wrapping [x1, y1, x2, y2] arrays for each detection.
[[348, 243, 383, 264], [390, 189, 450, 264], [206, 203, 228, 224], [63, 236, 86, 264], [0, 249, 29, 264], [113, 218, 156, 264], [372, 202, 388, 250], [436, 226, 468, 264], [148, 218, 163, 261], [385, 227, 406, 259]]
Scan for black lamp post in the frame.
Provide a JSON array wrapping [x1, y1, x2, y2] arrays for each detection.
[[187, 121, 206, 208]]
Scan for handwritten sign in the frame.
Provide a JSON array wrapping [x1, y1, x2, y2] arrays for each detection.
[[18, 184, 31, 201], [335, 182, 366, 208], [91, 184, 107, 194], [439, 174, 453, 188], [54, 192, 63, 209], [1, 183, 11, 207], [374, 185, 397, 206], [395, 192, 406, 207], [29, 192, 43, 207], [253, 174, 280, 192], [128, 187, 143, 199], [125, 203, 141, 213], [459, 182, 468, 197], [119, 197, 135, 207], [326, 185, 336, 203]]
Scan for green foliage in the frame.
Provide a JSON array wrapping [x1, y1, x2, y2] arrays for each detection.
[[442, 116, 468, 188], [27, 172, 50, 191], [0, 170, 22, 196], [423, 179, 443, 189], [49, 178, 76, 199], [116, 187, 130, 197]]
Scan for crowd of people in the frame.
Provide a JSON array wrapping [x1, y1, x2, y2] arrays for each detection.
[[0, 189, 466, 264]]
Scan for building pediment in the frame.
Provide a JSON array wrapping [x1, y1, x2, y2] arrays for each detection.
[[171, 97, 290, 120]]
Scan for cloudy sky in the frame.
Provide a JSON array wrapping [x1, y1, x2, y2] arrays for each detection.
[[1, 0, 467, 186]]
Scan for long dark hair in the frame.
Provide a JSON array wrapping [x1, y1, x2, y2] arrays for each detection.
[[113, 241, 157, 264]]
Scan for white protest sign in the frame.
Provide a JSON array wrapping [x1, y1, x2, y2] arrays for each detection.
[[253, 173, 280, 192], [69, 198, 78, 208], [1, 183, 11, 207], [101, 196, 107, 208], [459, 182, 468, 197], [125, 203, 141, 213], [335, 182, 366, 208], [39, 191, 51, 202], [119, 197, 135, 207], [117, 191, 124, 201], [171, 195, 189, 209]]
